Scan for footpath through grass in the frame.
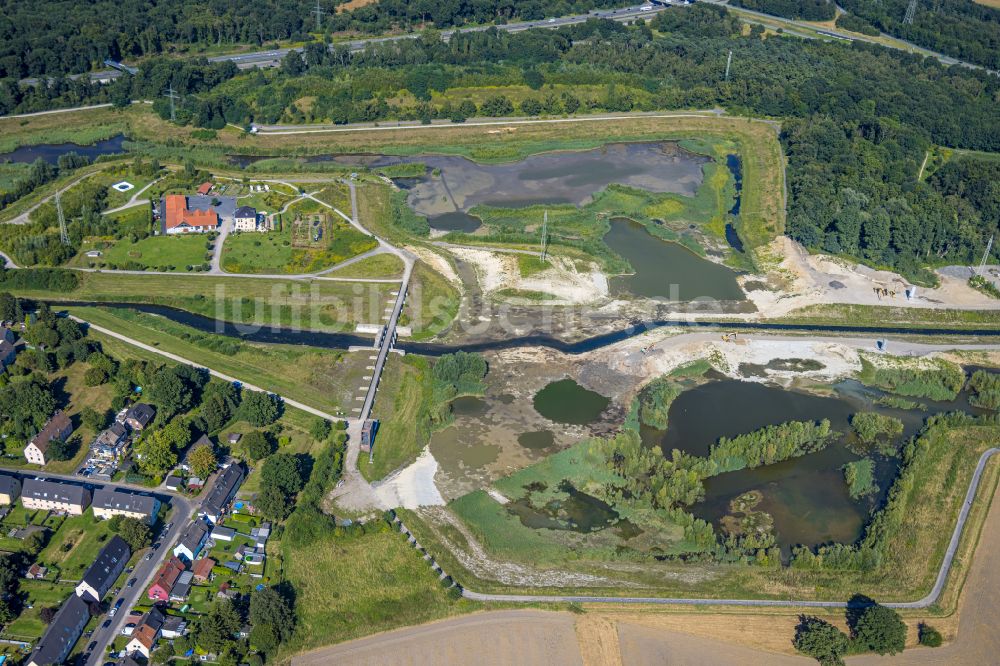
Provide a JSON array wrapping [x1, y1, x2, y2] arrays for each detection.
[[221, 201, 377, 275], [11, 271, 396, 332], [67, 306, 369, 416]]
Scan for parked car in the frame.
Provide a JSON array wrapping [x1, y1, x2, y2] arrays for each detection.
[[102, 620, 111, 629], [87, 641, 97, 652], [121, 623, 136, 636], [126, 578, 137, 588]]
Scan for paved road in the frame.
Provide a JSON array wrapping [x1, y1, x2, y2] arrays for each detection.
[[0, 468, 193, 665], [5, 171, 100, 225], [102, 176, 165, 216], [462, 447, 1000, 608], [13, 0, 991, 99], [14, 4, 671, 89], [253, 110, 725, 135], [81, 503, 192, 666]]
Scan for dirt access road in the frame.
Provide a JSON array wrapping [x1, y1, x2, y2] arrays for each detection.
[[292, 480, 1000, 665]]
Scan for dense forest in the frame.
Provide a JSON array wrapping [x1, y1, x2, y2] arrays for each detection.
[[0, 0, 635, 80], [839, 0, 1000, 70], [729, 0, 835, 21], [4, 5, 1000, 276]]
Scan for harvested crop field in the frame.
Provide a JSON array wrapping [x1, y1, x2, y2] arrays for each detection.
[[292, 610, 584, 666]]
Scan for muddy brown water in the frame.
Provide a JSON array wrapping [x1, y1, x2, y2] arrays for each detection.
[[397, 141, 708, 223]]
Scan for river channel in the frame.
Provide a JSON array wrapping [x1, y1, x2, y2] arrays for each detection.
[[0, 135, 127, 164]]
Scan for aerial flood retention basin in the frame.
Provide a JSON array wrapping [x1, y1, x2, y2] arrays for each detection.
[[643, 377, 990, 550], [604, 217, 745, 301]]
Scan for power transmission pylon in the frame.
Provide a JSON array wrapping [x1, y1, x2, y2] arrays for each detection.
[[56, 194, 69, 245], [903, 0, 918, 25], [724, 50, 733, 82], [979, 234, 994, 274], [540, 210, 548, 262], [313, 0, 325, 32], [164, 85, 179, 122]]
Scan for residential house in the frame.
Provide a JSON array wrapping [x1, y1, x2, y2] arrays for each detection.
[[161, 616, 187, 639], [26, 563, 47, 580], [199, 463, 245, 524], [233, 206, 259, 232], [124, 403, 155, 431], [180, 434, 213, 472], [187, 476, 205, 489], [91, 422, 129, 460], [148, 557, 185, 601], [170, 570, 194, 602], [22, 479, 91, 515], [26, 594, 90, 666], [0, 339, 16, 369], [227, 433, 242, 445], [92, 488, 160, 524], [0, 474, 21, 504], [163, 195, 219, 235], [126, 606, 165, 659], [164, 475, 183, 492], [172, 519, 210, 561], [210, 526, 235, 542], [24, 411, 73, 465], [244, 548, 265, 567], [216, 581, 238, 600], [0, 326, 16, 344], [197, 182, 213, 195], [191, 557, 215, 583], [75, 535, 131, 602]]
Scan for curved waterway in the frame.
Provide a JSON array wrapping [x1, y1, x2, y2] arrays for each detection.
[[0, 135, 127, 165], [51, 301, 1000, 356]]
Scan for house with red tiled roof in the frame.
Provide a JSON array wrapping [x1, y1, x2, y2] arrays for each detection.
[[163, 195, 219, 235], [126, 606, 165, 659], [197, 182, 213, 195], [148, 556, 185, 601], [191, 557, 215, 583]]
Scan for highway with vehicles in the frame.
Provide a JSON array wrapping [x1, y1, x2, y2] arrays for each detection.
[[19, 2, 677, 86]]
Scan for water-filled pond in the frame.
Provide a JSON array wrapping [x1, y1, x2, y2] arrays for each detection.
[[641, 378, 988, 550], [604, 218, 745, 301], [0, 135, 127, 164], [533, 378, 610, 425]]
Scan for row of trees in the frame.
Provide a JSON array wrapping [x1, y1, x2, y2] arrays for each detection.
[[839, 0, 1000, 70], [794, 598, 908, 664], [184, 586, 294, 665], [0, 153, 91, 212], [729, 0, 835, 21]]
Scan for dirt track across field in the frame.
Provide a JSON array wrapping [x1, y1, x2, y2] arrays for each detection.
[[293, 479, 1000, 665]]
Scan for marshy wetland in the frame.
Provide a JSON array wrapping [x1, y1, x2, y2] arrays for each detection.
[[426, 346, 1000, 578]]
